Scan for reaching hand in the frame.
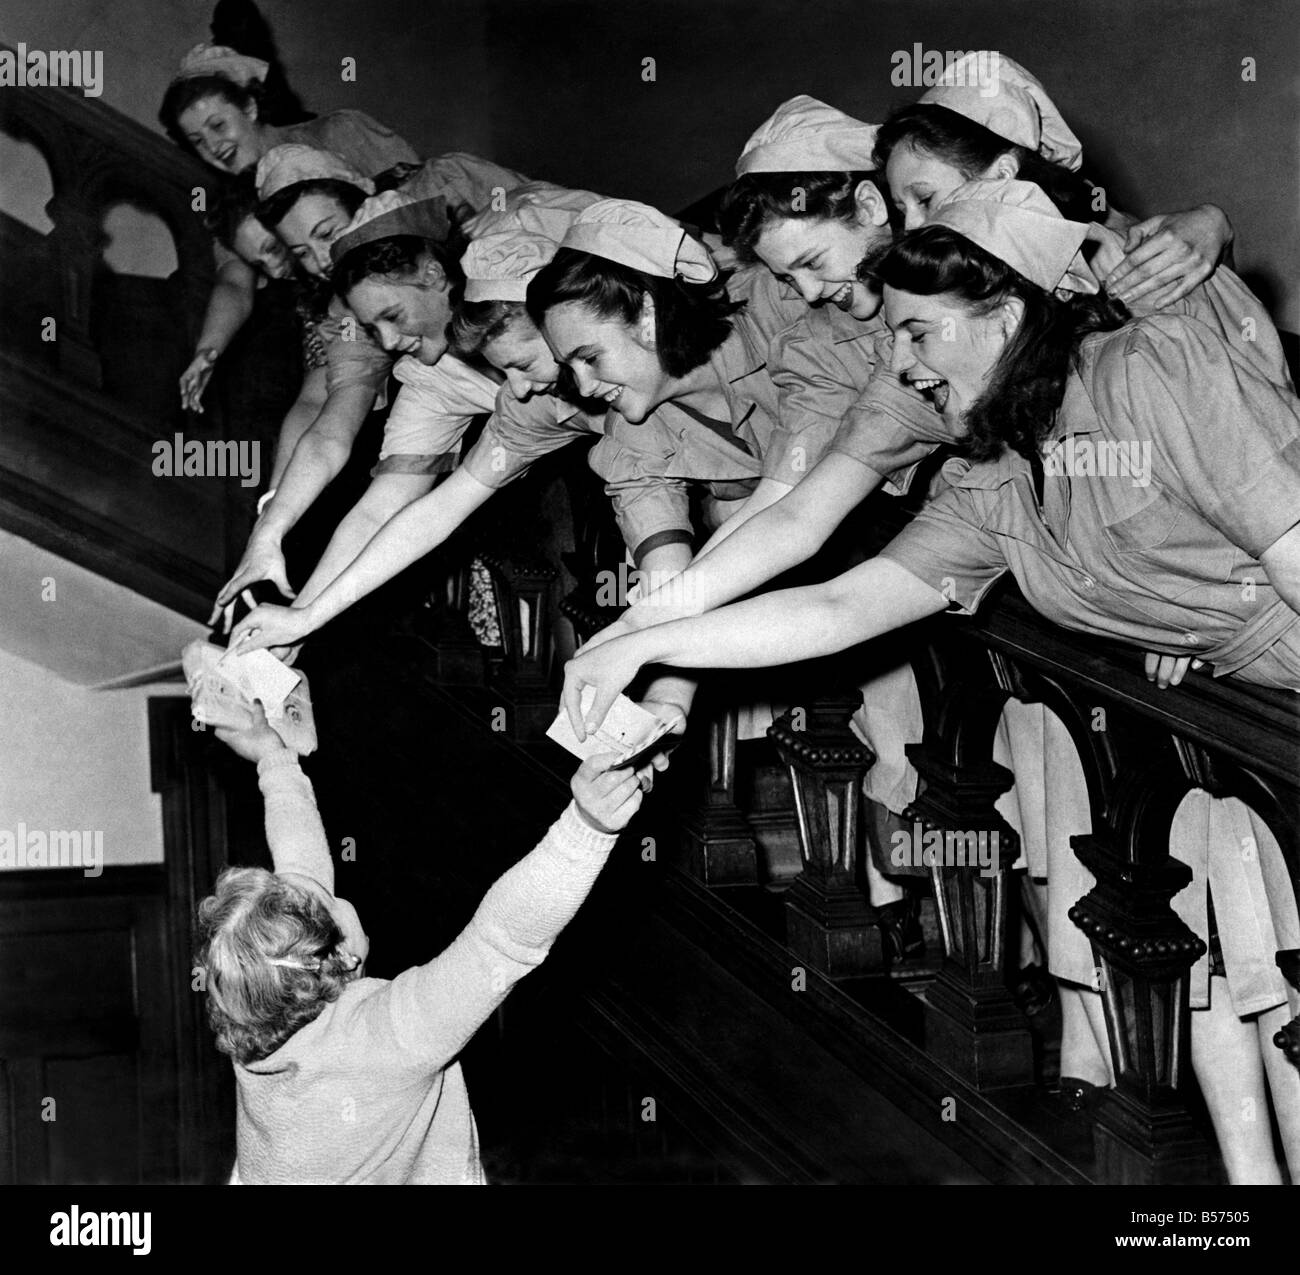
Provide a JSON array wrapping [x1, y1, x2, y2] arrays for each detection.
[[228, 603, 316, 657], [1144, 652, 1205, 689], [571, 754, 649, 833], [213, 702, 285, 763], [322, 893, 369, 968], [179, 348, 219, 413], [562, 631, 651, 741], [1104, 205, 1230, 309], [210, 533, 295, 623]]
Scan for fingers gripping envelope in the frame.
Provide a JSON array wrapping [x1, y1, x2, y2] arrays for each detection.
[[182, 640, 318, 755], [547, 687, 676, 766]]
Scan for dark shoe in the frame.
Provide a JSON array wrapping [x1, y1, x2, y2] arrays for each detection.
[[1057, 1076, 1099, 1114], [1012, 963, 1057, 1018], [877, 892, 925, 963]]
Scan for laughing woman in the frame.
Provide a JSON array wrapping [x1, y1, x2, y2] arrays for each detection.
[[212, 146, 531, 610], [160, 42, 419, 413], [225, 192, 759, 671], [562, 180, 1300, 1183], [226, 183, 613, 650]]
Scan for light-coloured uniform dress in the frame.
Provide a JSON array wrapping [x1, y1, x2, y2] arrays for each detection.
[[872, 313, 1300, 1013]]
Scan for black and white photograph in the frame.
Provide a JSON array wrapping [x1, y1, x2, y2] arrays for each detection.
[[0, 0, 1297, 1248]]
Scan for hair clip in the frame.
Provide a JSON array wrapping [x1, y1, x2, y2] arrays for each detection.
[[266, 955, 322, 972]]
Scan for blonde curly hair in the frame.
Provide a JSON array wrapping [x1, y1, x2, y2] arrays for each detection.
[[195, 866, 355, 1065]]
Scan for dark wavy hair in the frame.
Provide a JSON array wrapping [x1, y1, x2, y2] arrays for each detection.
[[332, 231, 469, 311], [873, 104, 1100, 224], [717, 171, 896, 263], [196, 866, 354, 1066], [869, 225, 1129, 461], [255, 177, 369, 233], [526, 247, 744, 379]]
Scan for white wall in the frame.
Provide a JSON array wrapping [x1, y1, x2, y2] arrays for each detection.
[[0, 646, 181, 869]]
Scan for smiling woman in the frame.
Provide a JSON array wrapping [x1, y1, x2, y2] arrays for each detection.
[[158, 38, 419, 416], [527, 224, 742, 425], [719, 96, 894, 320]]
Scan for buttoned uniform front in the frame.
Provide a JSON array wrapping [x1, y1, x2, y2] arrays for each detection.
[[876, 314, 1300, 684]]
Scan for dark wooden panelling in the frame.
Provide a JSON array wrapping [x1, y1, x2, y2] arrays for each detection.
[[0, 867, 174, 1184]]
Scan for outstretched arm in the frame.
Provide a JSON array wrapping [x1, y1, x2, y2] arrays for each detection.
[[592, 453, 885, 648], [229, 465, 497, 651], [181, 256, 257, 412], [564, 555, 948, 737], [378, 754, 654, 1068], [293, 471, 440, 611], [213, 711, 367, 961], [214, 381, 377, 611], [268, 364, 328, 490]]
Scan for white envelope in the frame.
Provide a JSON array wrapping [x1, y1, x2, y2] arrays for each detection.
[[182, 641, 317, 755], [547, 687, 675, 765]]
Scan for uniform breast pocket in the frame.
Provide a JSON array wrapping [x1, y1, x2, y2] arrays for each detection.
[[1101, 492, 1182, 553], [1100, 490, 1238, 591]]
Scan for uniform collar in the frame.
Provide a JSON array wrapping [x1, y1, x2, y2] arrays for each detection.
[[943, 369, 1101, 490]]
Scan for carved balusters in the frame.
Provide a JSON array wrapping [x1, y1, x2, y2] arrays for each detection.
[[1069, 814, 1209, 1184], [417, 556, 487, 686], [679, 697, 759, 887], [770, 686, 883, 977], [43, 191, 103, 387], [482, 552, 558, 740], [904, 744, 1030, 1087], [898, 638, 1033, 1086]]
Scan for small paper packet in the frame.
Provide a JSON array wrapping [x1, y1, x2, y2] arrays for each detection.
[[182, 641, 317, 755], [547, 686, 675, 765]]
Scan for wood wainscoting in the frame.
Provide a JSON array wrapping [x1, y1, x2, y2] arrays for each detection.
[[0, 697, 266, 1184]]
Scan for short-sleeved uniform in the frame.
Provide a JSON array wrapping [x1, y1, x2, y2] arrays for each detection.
[[589, 265, 897, 562], [875, 313, 1300, 686], [373, 354, 501, 476], [460, 390, 607, 489], [829, 242, 1295, 492]]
